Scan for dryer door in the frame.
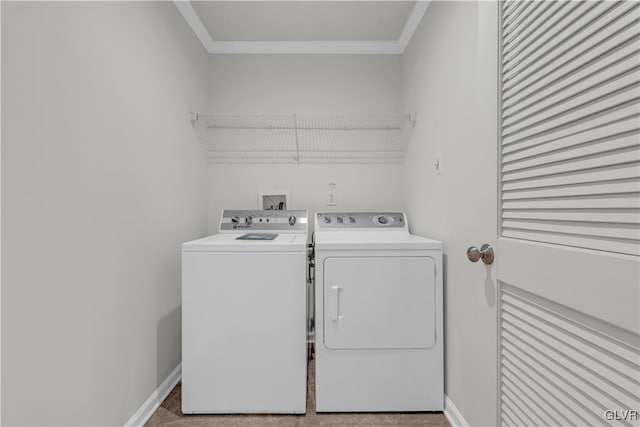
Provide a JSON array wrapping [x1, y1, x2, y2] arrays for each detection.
[[323, 256, 435, 349]]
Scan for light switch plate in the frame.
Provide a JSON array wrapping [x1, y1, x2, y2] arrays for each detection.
[[327, 182, 337, 206]]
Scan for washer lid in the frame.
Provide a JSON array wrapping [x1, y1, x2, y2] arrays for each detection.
[[182, 233, 308, 252], [314, 232, 442, 251]]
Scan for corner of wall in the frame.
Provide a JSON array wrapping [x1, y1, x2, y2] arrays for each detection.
[[445, 395, 470, 427], [125, 364, 182, 427]]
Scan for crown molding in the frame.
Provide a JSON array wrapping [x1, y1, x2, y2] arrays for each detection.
[[398, 0, 430, 52], [209, 40, 402, 55], [174, 0, 215, 52], [175, 0, 429, 55]]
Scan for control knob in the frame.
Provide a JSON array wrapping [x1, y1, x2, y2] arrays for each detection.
[[245, 216, 253, 225], [231, 216, 240, 223], [377, 216, 388, 225], [324, 216, 331, 224], [288, 215, 296, 226], [337, 217, 343, 224], [349, 216, 356, 223]]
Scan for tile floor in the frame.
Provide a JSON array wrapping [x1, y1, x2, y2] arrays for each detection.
[[145, 361, 450, 427]]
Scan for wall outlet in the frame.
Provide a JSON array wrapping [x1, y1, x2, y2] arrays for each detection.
[[327, 182, 337, 206]]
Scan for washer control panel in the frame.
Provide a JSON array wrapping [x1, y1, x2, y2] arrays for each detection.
[[220, 210, 308, 232], [316, 212, 406, 229]]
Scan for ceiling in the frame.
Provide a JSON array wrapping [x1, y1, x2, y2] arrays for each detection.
[[174, 1, 430, 54]]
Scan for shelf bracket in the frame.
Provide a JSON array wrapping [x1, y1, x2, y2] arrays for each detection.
[[409, 112, 418, 128], [294, 114, 300, 163]]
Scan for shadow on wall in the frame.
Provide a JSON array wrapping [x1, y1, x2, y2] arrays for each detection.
[[157, 306, 182, 387], [442, 252, 448, 392], [484, 264, 496, 308]]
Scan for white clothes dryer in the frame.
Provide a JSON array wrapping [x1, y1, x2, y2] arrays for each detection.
[[182, 210, 308, 414], [313, 212, 443, 412]]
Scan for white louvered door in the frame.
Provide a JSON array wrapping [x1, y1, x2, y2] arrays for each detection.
[[498, 2, 640, 426]]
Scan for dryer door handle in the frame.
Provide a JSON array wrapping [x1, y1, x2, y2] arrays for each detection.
[[330, 285, 342, 321]]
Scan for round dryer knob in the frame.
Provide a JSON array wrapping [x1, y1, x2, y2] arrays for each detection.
[[245, 216, 253, 225], [324, 216, 331, 224], [377, 216, 388, 225], [288, 215, 296, 226]]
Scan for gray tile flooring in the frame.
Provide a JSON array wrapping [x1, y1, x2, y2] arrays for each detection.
[[145, 361, 450, 427]]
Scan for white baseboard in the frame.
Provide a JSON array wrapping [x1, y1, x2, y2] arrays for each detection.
[[124, 363, 181, 427], [444, 394, 469, 427]]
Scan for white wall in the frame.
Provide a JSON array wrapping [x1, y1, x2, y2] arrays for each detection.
[[207, 55, 404, 231], [1, 2, 208, 425], [401, 1, 498, 425]]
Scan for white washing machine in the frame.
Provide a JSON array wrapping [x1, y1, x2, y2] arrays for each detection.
[[314, 212, 443, 412], [182, 209, 308, 414]]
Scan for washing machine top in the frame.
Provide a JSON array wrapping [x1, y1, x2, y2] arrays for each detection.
[[183, 210, 308, 252], [182, 233, 308, 252], [314, 212, 441, 250]]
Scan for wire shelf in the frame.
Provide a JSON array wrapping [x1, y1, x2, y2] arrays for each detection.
[[192, 113, 415, 164]]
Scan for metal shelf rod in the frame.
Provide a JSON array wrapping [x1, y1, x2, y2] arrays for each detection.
[[207, 126, 404, 131]]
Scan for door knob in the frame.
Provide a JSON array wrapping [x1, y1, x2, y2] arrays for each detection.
[[467, 244, 494, 265]]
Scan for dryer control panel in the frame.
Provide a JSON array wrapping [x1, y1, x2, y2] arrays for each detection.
[[220, 209, 308, 233], [316, 212, 407, 230]]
